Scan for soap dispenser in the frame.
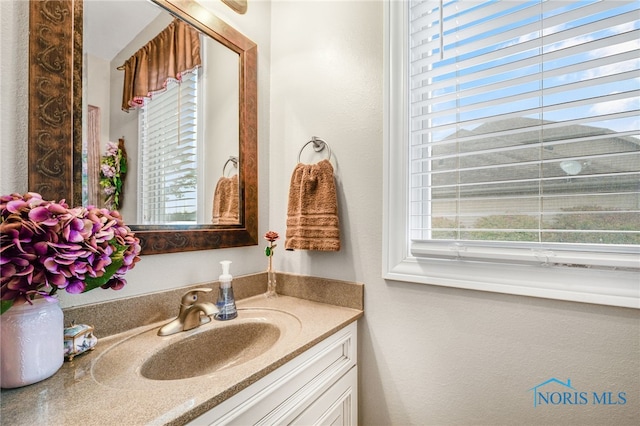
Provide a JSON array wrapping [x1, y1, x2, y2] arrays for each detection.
[[215, 260, 237, 320]]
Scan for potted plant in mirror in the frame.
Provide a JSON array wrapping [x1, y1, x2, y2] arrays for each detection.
[[99, 140, 127, 210], [0, 192, 141, 388]]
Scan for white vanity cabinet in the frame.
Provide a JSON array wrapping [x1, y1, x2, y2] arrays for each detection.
[[189, 321, 358, 426]]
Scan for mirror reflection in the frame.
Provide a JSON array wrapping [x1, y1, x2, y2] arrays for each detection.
[[82, 0, 240, 226]]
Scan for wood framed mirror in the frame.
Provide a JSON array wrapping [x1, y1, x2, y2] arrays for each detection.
[[28, 0, 258, 255]]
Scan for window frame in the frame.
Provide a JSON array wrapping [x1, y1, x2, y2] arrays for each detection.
[[382, 0, 639, 309]]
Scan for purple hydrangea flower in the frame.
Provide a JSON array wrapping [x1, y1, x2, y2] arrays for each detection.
[[1, 192, 141, 314], [105, 141, 119, 157], [101, 164, 116, 178]]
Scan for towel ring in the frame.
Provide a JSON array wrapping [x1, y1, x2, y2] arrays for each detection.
[[297, 136, 332, 163], [222, 156, 238, 176]]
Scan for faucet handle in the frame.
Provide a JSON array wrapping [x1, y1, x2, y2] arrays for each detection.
[[180, 288, 212, 306]]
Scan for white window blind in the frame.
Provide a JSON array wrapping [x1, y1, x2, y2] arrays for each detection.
[[139, 70, 198, 224], [409, 0, 640, 268]]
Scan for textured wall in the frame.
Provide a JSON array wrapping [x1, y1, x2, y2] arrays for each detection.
[[0, 0, 28, 195], [268, 1, 639, 425]]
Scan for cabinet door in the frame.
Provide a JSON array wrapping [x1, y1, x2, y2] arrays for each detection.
[[291, 366, 357, 426]]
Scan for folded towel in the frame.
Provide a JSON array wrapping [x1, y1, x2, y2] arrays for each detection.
[[285, 159, 340, 251], [212, 174, 239, 224]]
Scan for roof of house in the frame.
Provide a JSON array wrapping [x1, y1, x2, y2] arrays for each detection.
[[428, 117, 639, 197]]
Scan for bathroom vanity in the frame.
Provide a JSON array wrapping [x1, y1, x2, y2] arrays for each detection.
[[0, 276, 363, 425], [192, 321, 357, 425]]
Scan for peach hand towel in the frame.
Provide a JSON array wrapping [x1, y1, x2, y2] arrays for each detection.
[[285, 159, 340, 251], [212, 174, 239, 225]]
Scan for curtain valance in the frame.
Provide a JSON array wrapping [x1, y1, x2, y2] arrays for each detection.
[[120, 19, 201, 111]]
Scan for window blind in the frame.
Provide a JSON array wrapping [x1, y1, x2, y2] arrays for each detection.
[[139, 70, 198, 224], [408, 0, 640, 268]]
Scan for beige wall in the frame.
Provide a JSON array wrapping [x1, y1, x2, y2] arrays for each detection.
[[1, 1, 638, 425], [0, 0, 28, 193], [269, 1, 639, 425]]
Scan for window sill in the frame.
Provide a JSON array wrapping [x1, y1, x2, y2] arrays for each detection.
[[384, 255, 639, 309]]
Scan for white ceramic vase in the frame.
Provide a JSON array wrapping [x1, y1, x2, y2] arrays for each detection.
[[1, 298, 64, 389]]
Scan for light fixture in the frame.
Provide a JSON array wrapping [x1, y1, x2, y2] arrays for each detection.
[[560, 160, 582, 176]]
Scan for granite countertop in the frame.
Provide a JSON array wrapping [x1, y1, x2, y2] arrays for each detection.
[[0, 294, 363, 425]]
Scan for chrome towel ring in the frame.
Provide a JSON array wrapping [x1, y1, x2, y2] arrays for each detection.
[[297, 136, 332, 163], [222, 156, 238, 176]]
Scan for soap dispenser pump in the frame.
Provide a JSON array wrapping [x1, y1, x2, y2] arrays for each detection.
[[215, 260, 237, 320]]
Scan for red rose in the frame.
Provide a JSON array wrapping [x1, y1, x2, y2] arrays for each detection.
[[264, 231, 279, 242]]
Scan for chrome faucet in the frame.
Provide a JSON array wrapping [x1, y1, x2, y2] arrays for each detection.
[[157, 288, 217, 336]]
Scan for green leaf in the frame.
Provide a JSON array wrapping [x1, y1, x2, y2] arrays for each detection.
[[1, 300, 14, 315], [83, 257, 124, 293], [265, 247, 271, 257], [82, 241, 127, 292]]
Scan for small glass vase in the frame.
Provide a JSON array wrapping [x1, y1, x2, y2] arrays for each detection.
[[265, 265, 278, 299]]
